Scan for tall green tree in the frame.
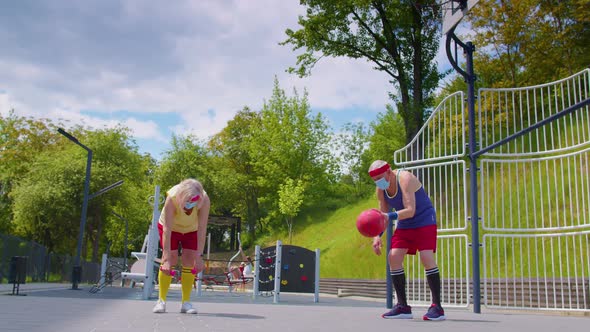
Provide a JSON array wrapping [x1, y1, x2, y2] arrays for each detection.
[[10, 125, 152, 260], [155, 135, 213, 192], [282, 0, 443, 149], [208, 108, 262, 241], [155, 135, 234, 251], [249, 78, 335, 231], [334, 122, 372, 200], [467, 0, 590, 87], [363, 105, 407, 166], [0, 111, 62, 233]]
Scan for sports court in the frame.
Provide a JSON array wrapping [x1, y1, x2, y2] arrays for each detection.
[[0, 283, 588, 332]]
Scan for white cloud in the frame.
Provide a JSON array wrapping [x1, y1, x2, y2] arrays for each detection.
[[0, 0, 417, 155]]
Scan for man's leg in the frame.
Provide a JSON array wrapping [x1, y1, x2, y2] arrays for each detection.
[[382, 247, 413, 319], [389, 248, 408, 306], [420, 250, 441, 306], [420, 249, 445, 321]]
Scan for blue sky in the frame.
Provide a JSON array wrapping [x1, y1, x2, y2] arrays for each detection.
[[0, 1, 455, 159]]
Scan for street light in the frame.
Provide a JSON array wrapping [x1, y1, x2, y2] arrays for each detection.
[[58, 128, 92, 290], [111, 211, 129, 276], [58, 128, 124, 290]]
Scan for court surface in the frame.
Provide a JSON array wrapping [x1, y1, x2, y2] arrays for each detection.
[[0, 283, 588, 332]]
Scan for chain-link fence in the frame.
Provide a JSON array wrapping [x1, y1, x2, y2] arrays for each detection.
[[0, 233, 100, 284]]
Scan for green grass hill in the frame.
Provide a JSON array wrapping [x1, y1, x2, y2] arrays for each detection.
[[257, 196, 389, 280]]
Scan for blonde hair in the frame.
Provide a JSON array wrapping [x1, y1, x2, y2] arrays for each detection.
[[174, 178, 204, 206]]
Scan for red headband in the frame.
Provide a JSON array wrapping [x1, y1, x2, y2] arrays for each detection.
[[190, 194, 200, 202], [368, 164, 390, 177]]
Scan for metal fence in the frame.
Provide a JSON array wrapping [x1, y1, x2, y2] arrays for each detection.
[[0, 233, 100, 284], [392, 69, 590, 312]]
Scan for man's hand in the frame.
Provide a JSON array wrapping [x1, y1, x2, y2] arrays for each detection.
[[372, 236, 382, 256]]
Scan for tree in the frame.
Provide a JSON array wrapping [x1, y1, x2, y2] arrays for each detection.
[[208, 108, 263, 241], [467, 0, 590, 87], [155, 135, 213, 193], [6, 121, 153, 260], [364, 105, 407, 166], [278, 177, 305, 244], [0, 111, 62, 233], [333, 122, 372, 200], [282, 0, 443, 150], [249, 78, 335, 230]]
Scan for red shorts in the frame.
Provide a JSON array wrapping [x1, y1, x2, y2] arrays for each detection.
[[157, 223, 198, 251], [390, 225, 437, 255]]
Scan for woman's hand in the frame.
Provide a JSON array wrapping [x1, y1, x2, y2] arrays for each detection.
[[160, 257, 172, 275], [194, 255, 205, 273]]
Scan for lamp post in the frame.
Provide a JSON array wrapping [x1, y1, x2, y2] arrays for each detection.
[[58, 128, 92, 290], [111, 211, 129, 275], [58, 128, 125, 290]]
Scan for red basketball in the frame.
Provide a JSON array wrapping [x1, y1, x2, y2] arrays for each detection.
[[356, 209, 385, 237]]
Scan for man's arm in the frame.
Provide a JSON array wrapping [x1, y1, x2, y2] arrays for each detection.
[[396, 171, 420, 220]]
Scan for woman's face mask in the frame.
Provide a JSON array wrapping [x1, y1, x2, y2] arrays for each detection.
[[374, 177, 390, 190], [184, 194, 200, 209], [184, 201, 197, 209]]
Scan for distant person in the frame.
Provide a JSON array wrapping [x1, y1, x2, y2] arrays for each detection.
[[153, 179, 210, 314], [228, 246, 253, 280], [368, 160, 445, 321], [240, 248, 254, 278]]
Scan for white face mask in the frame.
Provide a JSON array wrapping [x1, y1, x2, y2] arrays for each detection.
[[184, 201, 197, 209], [374, 177, 390, 190]]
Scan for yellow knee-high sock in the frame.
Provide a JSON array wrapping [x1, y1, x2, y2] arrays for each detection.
[[158, 270, 172, 302], [181, 267, 195, 303]]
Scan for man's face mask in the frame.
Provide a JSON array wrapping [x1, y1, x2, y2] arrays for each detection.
[[374, 177, 390, 190]]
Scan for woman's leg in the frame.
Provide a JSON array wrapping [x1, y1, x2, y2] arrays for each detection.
[[180, 249, 197, 303], [158, 250, 178, 302]]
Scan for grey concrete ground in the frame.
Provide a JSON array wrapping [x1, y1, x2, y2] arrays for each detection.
[[0, 283, 588, 332]]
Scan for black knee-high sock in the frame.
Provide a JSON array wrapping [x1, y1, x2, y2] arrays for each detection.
[[426, 267, 441, 306], [390, 268, 407, 306]]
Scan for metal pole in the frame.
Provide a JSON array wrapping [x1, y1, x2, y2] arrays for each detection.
[[124, 218, 128, 272], [253, 245, 260, 300], [465, 41, 481, 313], [273, 240, 282, 304], [111, 211, 129, 286], [73, 149, 92, 290], [314, 248, 320, 303], [58, 128, 93, 290], [385, 217, 393, 309]]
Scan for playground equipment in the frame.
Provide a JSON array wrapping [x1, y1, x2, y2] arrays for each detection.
[[255, 240, 320, 303], [117, 185, 162, 300], [194, 234, 257, 295]]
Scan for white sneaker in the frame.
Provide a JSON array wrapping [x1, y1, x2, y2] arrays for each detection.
[[180, 302, 198, 314], [152, 300, 166, 313]]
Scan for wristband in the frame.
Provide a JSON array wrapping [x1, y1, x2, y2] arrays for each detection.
[[387, 211, 398, 221]]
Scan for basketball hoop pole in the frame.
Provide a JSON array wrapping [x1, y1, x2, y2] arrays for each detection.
[[445, 22, 481, 314], [385, 218, 394, 309]]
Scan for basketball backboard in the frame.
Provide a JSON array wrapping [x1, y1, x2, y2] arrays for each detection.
[[442, 0, 479, 34]]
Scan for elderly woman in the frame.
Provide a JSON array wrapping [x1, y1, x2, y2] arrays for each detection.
[[153, 179, 210, 314]]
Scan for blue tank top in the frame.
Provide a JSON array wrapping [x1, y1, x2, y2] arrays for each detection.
[[382, 170, 436, 229]]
